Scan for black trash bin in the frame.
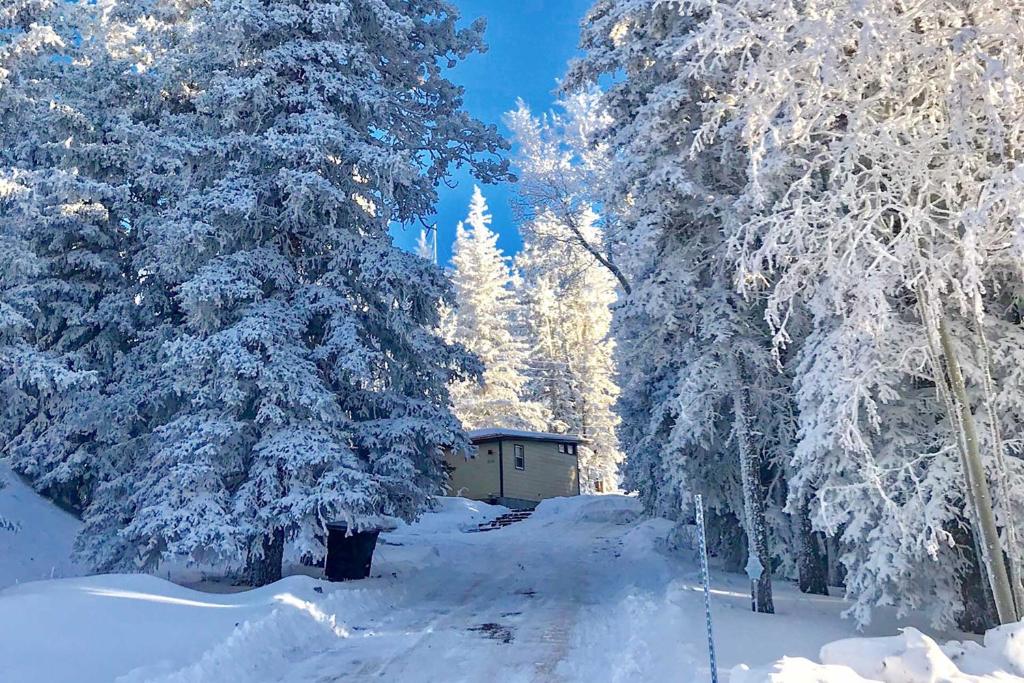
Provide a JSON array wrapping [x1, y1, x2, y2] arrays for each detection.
[[324, 522, 381, 581]]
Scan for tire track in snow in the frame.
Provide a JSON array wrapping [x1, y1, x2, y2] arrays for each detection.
[[325, 520, 606, 682], [145, 502, 648, 682], [345, 574, 488, 679]]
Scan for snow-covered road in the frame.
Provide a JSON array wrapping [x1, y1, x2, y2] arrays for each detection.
[[308, 497, 664, 682], [2, 494, 1023, 682], [152, 496, 674, 682]]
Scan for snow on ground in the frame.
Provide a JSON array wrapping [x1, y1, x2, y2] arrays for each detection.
[[389, 495, 509, 535], [0, 492, 1022, 682], [0, 462, 84, 589], [0, 573, 336, 682], [733, 625, 1024, 682]]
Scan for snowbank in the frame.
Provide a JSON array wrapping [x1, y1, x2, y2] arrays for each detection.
[[125, 582, 373, 683], [0, 496, 510, 682], [0, 462, 84, 589], [980, 621, 1024, 677], [732, 624, 1024, 682], [731, 657, 874, 683], [0, 573, 334, 682], [531, 493, 641, 525], [390, 496, 509, 536]]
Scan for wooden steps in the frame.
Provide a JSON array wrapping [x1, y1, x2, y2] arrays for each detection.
[[469, 510, 533, 533]]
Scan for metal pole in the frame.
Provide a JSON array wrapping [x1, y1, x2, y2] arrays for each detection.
[[695, 494, 719, 683]]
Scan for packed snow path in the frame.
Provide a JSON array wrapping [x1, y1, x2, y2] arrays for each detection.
[[2, 495, 1023, 682], [149, 496, 672, 682], [293, 499, 648, 681]]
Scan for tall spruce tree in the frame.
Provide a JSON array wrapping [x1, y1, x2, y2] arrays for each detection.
[[516, 209, 622, 491], [566, 0, 799, 613], [449, 186, 548, 432], [71, 0, 509, 585], [0, 0, 167, 515]]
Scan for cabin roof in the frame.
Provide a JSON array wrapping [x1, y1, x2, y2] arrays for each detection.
[[467, 428, 583, 445]]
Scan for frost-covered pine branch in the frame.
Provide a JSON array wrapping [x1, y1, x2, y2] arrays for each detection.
[[506, 93, 631, 294]]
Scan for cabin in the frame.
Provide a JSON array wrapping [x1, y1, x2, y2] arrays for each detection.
[[444, 428, 582, 509]]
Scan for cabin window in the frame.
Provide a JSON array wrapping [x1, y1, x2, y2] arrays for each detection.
[[514, 444, 525, 470], [558, 443, 577, 455]]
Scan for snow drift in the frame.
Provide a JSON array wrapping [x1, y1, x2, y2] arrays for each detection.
[[0, 462, 83, 589], [732, 624, 1024, 682], [531, 493, 641, 525], [393, 496, 508, 535]]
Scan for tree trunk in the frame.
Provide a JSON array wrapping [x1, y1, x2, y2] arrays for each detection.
[[796, 496, 829, 596], [708, 508, 747, 573], [562, 206, 632, 294], [975, 323, 1024, 616], [825, 535, 846, 589], [246, 527, 285, 587], [952, 520, 999, 634], [733, 387, 774, 614], [938, 318, 1019, 624]]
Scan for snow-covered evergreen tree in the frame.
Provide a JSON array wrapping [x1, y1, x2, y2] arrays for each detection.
[[505, 92, 630, 294], [0, 0, 166, 514], [505, 94, 628, 492], [516, 209, 622, 491], [676, 0, 1024, 628], [566, 0, 810, 613], [567, 0, 1024, 628], [71, 0, 510, 585], [449, 186, 548, 432], [416, 229, 434, 262]]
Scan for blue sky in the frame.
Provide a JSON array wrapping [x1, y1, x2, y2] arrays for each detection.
[[391, 0, 593, 264]]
